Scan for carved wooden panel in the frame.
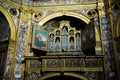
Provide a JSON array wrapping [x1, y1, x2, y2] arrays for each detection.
[[26, 60, 41, 71]]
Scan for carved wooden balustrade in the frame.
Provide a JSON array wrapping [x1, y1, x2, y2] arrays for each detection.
[[25, 55, 104, 72]]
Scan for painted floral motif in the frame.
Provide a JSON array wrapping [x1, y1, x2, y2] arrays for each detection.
[[84, 71, 103, 80], [74, 9, 86, 15], [25, 72, 41, 80], [3, 50, 14, 80], [14, 64, 24, 79], [13, 21, 28, 79], [20, 21, 28, 30], [32, 0, 96, 6], [11, 0, 96, 6], [1, 2, 9, 8]]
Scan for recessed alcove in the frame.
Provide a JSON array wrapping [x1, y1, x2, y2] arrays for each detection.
[[32, 15, 95, 56], [0, 11, 10, 79], [43, 16, 86, 30]]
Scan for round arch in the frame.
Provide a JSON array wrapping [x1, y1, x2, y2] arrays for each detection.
[[39, 11, 90, 26], [0, 5, 16, 40], [38, 72, 88, 80], [114, 12, 120, 37], [64, 73, 88, 80]]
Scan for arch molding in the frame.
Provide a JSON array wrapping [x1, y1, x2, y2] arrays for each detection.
[[0, 5, 16, 40], [39, 11, 90, 26], [38, 72, 88, 80]]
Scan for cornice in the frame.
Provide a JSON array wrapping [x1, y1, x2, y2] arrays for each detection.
[[1, 0, 98, 11]]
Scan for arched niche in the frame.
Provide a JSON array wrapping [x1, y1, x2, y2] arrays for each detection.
[[38, 72, 88, 80], [0, 5, 16, 41], [0, 5, 16, 79], [33, 11, 101, 53], [39, 11, 90, 26]]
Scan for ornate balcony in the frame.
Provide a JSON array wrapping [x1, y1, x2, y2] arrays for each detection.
[[25, 55, 104, 72]]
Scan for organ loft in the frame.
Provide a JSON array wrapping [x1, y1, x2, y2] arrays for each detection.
[[0, 0, 120, 80]]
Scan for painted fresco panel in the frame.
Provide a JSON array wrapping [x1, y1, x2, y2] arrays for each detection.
[[32, 26, 48, 51], [81, 19, 95, 50]]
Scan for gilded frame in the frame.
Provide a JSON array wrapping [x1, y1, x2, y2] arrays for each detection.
[[32, 25, 48, 51], [81, 19, 96, 50]]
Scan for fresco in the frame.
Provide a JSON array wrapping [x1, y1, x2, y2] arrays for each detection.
[[25, 72, 41, 80], [11, 0, 97, 6], [14, 64, 24, 79], [13, 21, 28, 80]]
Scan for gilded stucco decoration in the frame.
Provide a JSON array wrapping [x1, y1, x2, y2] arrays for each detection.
[[0, 3, 17, 79], [8, 8, 20, 29], [20, 9, 32, 20], [39, 11, 90, 26], [38, 72, 88, 80], [0, 0, 112, 80], [87, 9, 99, 26], [32, 12, 43, 21], [87, 9, 98, 19], [38, 9, 88, 22], [8, 8, 19, 16], [11, 0, 22, 4], [26, 0, 96, 6], [0, 3, 16, 41]]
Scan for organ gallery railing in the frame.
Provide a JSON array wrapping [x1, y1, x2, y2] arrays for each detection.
[[25, 56, 104, 72]]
